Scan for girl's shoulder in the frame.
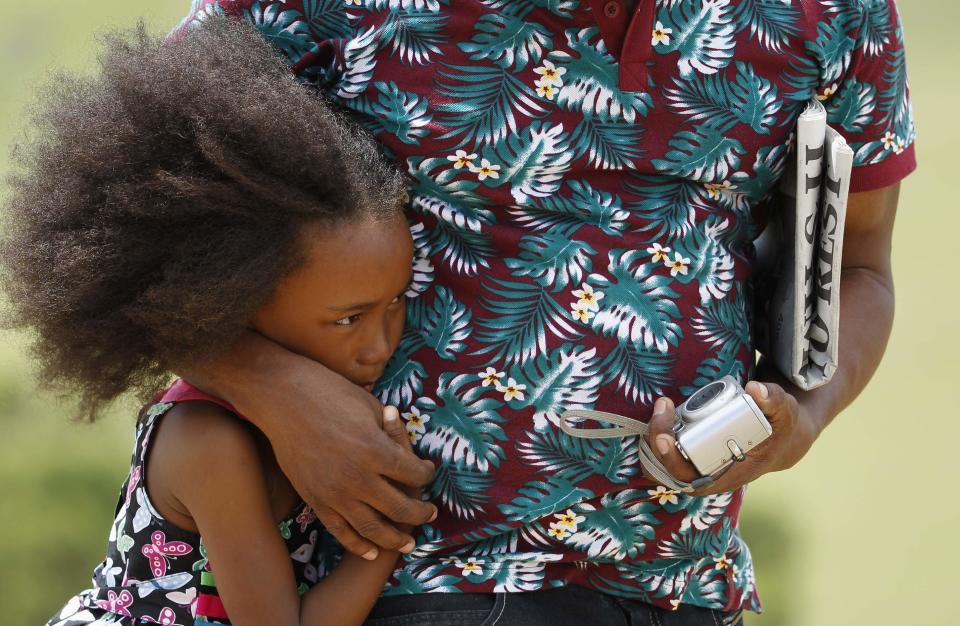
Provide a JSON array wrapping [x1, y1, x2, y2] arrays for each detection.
[[144, 381, 269, 533]]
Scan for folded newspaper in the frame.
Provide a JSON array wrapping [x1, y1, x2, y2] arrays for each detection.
[[754, 100, 854, 391]]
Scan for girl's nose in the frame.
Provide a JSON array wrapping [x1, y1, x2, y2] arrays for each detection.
[[357, 323, 393, 366]]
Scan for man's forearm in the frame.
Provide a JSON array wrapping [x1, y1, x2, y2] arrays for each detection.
[[174, 330, 329, 434], [767, 266, 895, 440]]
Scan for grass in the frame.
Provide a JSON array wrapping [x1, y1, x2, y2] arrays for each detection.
[[0, 1, 957, 625]]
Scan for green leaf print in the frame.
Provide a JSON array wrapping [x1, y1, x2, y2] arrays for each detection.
[[599, 341, 674, 405], [505, 233, 596, 293], [568, 116, 645, 170], [387, 564, 461, 594], [651, 124, 746, 182], [436, 64, 548, 148], [301, 0, 353, 41], [498, 477, 594, 524], [406, 157, 494, 232], [665, 61, 780, 135], [507, 345, 602, 430], [566, 491, 660, 560], [670, 215, 736, 303], [474, 0, 580, 19], [482, 121, 573, 204], [660, 0, 736, 78], [378, 9, 448, 65], [337, 25, 379, 99], [625, 175, 703, 240], [243, 2, 317, 65], [418, 286, 472, 360], [827, 78, 877, 133], [474, 279, 582, 365], [587, 250, 684, 353], [549, 27, 652, 123], [368, 0, 450, 12], [731, 0, 801, 53], [376, 333, 426, 407], [429, 463, 494, 519], [458, 13, 553, 72], [806, 14, 856, 85], [517, 428, 640, 485], [357, 81, 433, 144], [508, 179, 628, 238], [417, 373, 508, 472]]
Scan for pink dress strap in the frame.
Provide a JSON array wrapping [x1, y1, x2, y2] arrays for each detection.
[[158, 379, 243, 418]]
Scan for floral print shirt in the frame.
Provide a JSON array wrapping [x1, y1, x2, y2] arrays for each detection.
[[173, 0, 916, 612]]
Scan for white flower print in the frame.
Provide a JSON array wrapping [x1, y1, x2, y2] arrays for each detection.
[[553, 509, 585, 530], [533, 60, 566, 86], [455, 557, 484, 576], [478, 367, 505, 387], [496, 377, 526, 401], [447, 149, 477, 169], [816, 82, 838, 101], [882, 131, 898, 150], [402, 406, 431, 434], [535, 79, 558, 100], [571, 283, 604, 311], [667, 252, 691, 277], [652, 21, 673, 46], [571, 303, 593, 323], [646, 242, 671, 263], [547, 522, 571, 540], [468, 158, 501, 181], [704, 181, 731, 200], [648, 486, 680, 505]]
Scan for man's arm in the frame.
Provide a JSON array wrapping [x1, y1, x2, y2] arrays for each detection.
[[645, 182, 900, 492], [179, 332, 437, 558]]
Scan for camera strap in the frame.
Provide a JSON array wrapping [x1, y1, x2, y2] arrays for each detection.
[[559, 409, 718, 493]]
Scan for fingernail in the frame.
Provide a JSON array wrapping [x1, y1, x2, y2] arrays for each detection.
[[656, 435, 672, 456], [654, 398, 667, 416], [428, 508, 438, 522], [756, 383, 769, 400], [383, 405, 399, 422], [400, 540, 416, 554], [362, 549, 379, 561]]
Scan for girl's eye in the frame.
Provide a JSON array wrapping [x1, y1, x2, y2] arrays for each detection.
[[335, 314, 361, 326]]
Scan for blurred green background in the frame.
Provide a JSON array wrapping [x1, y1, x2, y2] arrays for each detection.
[[0, 1, 956, 625]]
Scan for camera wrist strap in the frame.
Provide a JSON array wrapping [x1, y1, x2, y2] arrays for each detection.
[[559, 409, 717, 494]]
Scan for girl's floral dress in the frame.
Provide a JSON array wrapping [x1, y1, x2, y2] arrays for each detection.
[[47, 381, 339, 626]]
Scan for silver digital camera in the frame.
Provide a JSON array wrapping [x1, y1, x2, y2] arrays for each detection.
[[673, 376, 773, 477]]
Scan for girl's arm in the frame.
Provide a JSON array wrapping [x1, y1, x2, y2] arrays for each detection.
[[154, 402, 415, 626], [178, 331, 435, 559]]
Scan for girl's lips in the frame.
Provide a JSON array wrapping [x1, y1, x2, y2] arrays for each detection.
[[362, 383, 375, 393]]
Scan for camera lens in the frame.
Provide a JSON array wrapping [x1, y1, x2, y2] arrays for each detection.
[[686, 381, 724, 412]]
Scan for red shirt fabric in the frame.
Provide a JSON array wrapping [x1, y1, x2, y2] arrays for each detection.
[[173, 0, 915, 612]]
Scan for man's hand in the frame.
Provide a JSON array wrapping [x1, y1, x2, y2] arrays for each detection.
[[181, 332, 437, 560], [644, 380, 820, 496]]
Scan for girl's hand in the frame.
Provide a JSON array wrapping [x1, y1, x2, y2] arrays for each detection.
[[643, 381, 821, 496]]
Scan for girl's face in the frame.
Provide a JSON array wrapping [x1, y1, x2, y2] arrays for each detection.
[[253, 214, 414, 392]]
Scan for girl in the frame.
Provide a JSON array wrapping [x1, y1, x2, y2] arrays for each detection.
[[1, 18, 419, 626]]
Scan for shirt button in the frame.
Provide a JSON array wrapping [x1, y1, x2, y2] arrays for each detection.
[[603, 1, 621, 18]]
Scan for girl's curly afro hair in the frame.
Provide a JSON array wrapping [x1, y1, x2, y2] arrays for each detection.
[[0, 17, 407, 418]]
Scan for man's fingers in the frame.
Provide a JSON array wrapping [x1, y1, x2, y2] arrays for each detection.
[[376, 429, 435, 487], [312, 505, 380, 560], [745, 381, 798, 430], [342, 501, 416, 554], [382, 405, 410, 449], [646, 397, 699, 483]]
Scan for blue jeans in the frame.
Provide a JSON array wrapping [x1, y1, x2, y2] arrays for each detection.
[[365, 586, 745, 626]]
